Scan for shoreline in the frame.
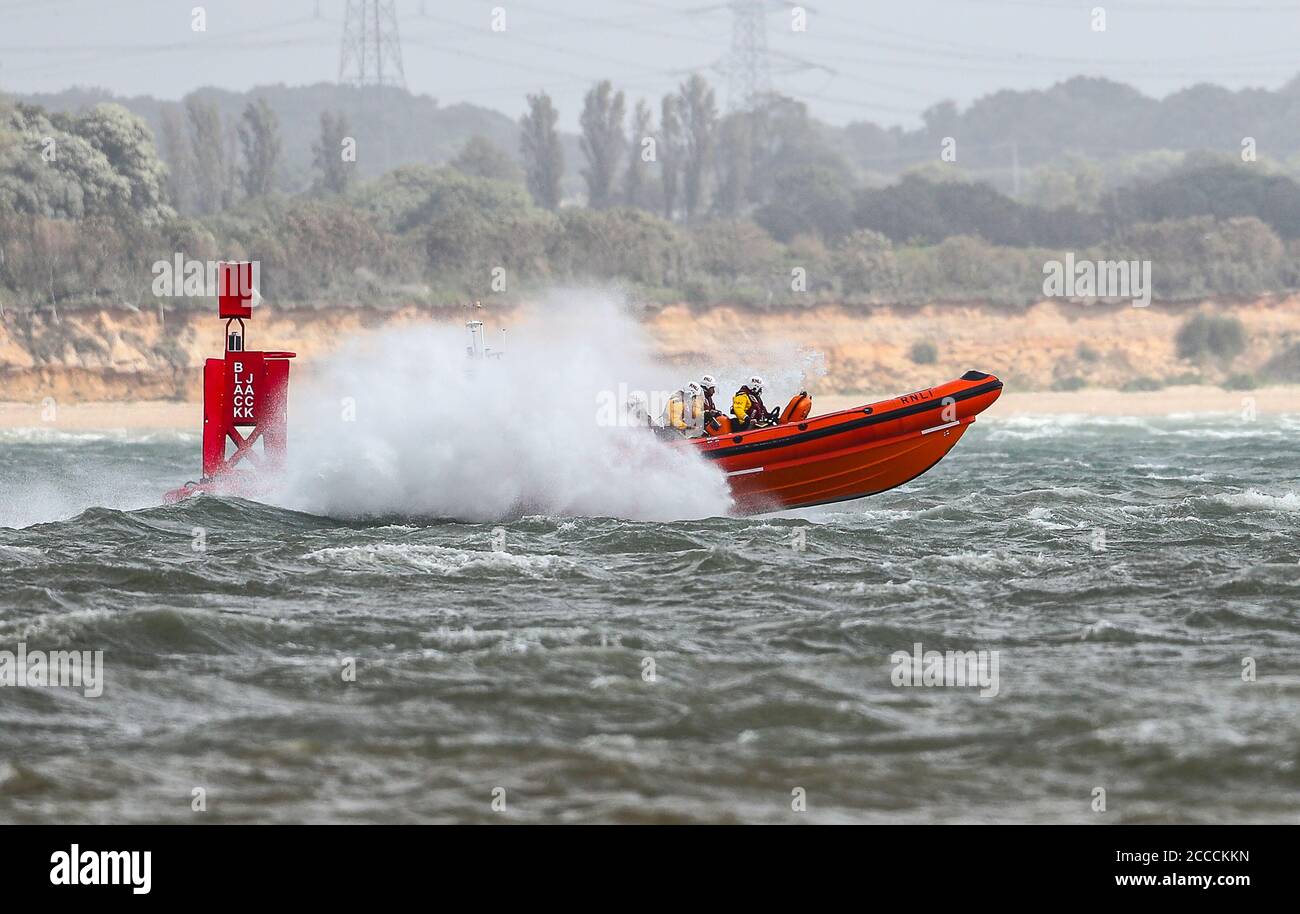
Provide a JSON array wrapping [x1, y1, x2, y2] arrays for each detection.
[[821, 385, 1298, 419], [1, 385, 1296, 430]]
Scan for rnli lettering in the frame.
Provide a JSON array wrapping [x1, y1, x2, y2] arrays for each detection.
[[898, 389, 934, 405], [226, 352, 264, 426]]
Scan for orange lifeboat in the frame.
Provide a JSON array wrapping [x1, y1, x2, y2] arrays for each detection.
[[690, 371, 1003, 514]]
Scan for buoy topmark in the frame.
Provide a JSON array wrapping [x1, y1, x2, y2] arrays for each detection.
[[164, 262, 295, 503]]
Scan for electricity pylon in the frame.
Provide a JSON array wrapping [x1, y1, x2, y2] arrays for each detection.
[[725, 0, 773, 112], [338, 0, 406, 90]]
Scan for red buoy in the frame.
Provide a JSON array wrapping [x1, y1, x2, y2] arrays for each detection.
[[164, 262, 295, 503]]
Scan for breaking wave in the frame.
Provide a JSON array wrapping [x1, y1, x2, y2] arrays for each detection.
[[274, 290, 734, 522]]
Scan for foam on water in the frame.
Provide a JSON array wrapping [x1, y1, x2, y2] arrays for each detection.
[[305, 543, 567, 577], [1207, 489, 1300, 512], [273, 290, 734, 523], [0, 544, 45, 565], [0, 428, 196, 445]]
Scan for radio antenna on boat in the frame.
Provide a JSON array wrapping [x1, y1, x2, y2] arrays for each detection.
[[466, 311, 504, 360]]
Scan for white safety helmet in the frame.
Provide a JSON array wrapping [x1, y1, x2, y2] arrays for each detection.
[[748, 375, 765, 393], [700, 374, 716, 392], [686, 381, 701, 396]]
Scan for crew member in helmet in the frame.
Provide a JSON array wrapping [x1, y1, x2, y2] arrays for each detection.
[[683, 381, 706, 436], [698, 374, 725, 433], [699, 375, 718, 411], [662, 388, 689, 432], [732, 376, 775, 430]]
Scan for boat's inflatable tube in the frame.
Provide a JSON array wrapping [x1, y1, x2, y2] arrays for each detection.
[[689, 370, 1003, 514], [705, 414, 732, 435]]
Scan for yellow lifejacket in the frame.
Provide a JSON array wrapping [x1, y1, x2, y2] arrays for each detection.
[[686, 394, 704, 423], [666, 396, 687, 430], [732, 391, 754, 425]]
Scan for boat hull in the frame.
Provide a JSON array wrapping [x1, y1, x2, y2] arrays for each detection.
[[692, 371, 1003, 514]]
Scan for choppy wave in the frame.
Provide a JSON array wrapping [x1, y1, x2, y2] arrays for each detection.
[[1, 410, 1298, 822], [304, 543, 569, 577], [0, 427, 197, 445], [1206, 489, 1300, 512]]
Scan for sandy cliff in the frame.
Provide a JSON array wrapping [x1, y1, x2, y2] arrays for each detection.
[[2, 297, 1298, 402], [648, 298, 1300, 395]]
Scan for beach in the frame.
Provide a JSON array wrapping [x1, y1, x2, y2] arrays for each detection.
[[2, 384, 1295, 431]]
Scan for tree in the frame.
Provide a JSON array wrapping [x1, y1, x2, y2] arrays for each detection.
[[623, 99, 653, 208], [159, 106, 192, 212], [0, 108, 92, 221], [920, 99, 960, 143], [755, 162, 854, 242], [1105, 162, 1300, 240], [186, 97, 230, 214], [551, 207, 680, 285], [834, 229, 901, 299], [712, 111, 753, 217], [853, 175, 1103, 247], [520, 92, 564, 210], [1026, 157, 1102, 211], [355, 164, 450, 231], [659, 94, 681, 219], [69, 103, 173, 224], [402, 170, 556, 282], [312, 111, 353, 196], [1175, 312, 1246, 361], [1124, 215, 1283, 298], [0, 102, 173, 225], [746, 95, 846, 206], [676, 75, 718, 220], [237, 98, 282, 199], [578, 80, 626, 208], [451, 135, 522, 183], [688, 219, 781, 283]]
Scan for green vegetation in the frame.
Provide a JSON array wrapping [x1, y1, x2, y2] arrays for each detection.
[[6, 74, 1300, 313], [1052, 375, 1087, 392], [1175, 313, 1247, 361], [1262, 343, 1300, 382], [1110, 163, 1300, 240], [311, 111, 354, 195], [1222, 373, 1258, 390], [236, 99, 281, 200], [520, 93, 563, 211], [909, 341, 938, 365], [1121, 377, 1165, 392], [0, 102, 172, 224]]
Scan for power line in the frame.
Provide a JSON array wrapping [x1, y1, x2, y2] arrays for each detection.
[[404, 14, 698, 81]]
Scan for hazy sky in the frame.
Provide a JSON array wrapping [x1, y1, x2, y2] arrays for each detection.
[[2, 0, 1299, 128]]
